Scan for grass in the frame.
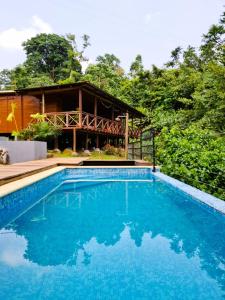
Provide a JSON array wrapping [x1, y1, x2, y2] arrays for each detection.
[[88, 151, 125, 160], [50, 151, 125, 160]]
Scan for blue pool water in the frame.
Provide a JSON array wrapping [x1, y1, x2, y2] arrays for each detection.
[[0, 168, 225, 299]]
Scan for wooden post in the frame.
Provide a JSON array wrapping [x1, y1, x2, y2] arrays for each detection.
[[79, 89, 82, 127], [140, 130, 143, 160], [132, 142, 134, 160], [125, 112, 129, 159], [94, 97, 97, 129], [73, 129, 76, 152], [41, 92, 45, 114], [131, 115, 134, 159], [151, 128, 156, 172]]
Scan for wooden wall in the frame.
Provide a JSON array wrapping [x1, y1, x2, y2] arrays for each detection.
[[0, 95, 40, 134]]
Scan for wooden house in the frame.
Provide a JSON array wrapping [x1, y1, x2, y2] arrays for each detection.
[[0, 82, 144, 152]]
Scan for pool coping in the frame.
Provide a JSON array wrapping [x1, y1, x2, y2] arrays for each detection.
[[0, 166, 154, 198], [0, 166, 65, 198], [154, 172, 225, 215], [0, 166, 224, 216]]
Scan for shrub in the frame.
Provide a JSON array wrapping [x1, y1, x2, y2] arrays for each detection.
[[62, 148, 73, 156], [157, 125, 225, 200], [103, 144, 117, 155], [18, 113, 62, 141], [116, 147, 125, 157]]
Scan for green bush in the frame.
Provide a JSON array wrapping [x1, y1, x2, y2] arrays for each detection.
[[103, 144, 117, 155], [62, 148, 73, 156], [116, 147, 125, 157], [18, 121, 62, 141], [156, 126, 225, 200]]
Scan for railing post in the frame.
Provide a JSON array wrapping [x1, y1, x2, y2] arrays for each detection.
[[125, 112, 129, 160], [94, 97, 97, 129], [140, 130, 143, 160], [54, 114, 57, 126], [79, 89, 82, 127], [132, 141, 134, 160], [41, 92, 45, 114], [151, 128, 156, 172], [73, 128, 76, 152], [87, 113, 89, 128], [66, 113, 69, 127]]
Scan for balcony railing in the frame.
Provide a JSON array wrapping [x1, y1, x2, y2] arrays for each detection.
[[43, 111, 140, 138]]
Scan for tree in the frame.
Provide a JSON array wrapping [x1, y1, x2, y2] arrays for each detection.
[[165, 46, 182, 68], [22, 33, 81, 82], [60, 34, 91, 83], [200, 24, 225, 63], [0, 69, 12, 90], [182, 46, 201, 69], [129, 55, 144, 77], [83, 54, 125, 97]]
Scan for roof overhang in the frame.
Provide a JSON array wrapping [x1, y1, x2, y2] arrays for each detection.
[[16, 82, 145, 118]]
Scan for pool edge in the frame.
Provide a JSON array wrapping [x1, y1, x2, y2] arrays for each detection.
[[154, 172, 225, 215], [0, 166, 65, 198]]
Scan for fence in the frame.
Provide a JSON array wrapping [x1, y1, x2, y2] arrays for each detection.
[[128, 129, 156, 171]]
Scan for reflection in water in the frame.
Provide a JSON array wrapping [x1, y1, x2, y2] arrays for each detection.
[[0, 180, 225, 299]]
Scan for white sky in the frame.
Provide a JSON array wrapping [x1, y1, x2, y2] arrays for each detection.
[[0, 0, 224, 71]]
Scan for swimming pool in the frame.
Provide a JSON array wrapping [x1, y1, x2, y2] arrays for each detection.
[[0, 168, 225, 299]]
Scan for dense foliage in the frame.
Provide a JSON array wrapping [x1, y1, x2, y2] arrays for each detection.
[[18, 114, 62, 141], [0, 11, 225, 199], [157, 126, 225, 200]]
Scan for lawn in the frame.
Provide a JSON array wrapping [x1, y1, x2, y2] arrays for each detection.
[[51, 151, 125, 160]]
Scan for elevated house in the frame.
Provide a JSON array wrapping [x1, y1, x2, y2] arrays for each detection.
[[0, 82, 144, 152]]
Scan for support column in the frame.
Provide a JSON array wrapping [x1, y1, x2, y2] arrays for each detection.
[[140, 130, 143, 160], [79, 89, 82, 127], [41, 92, 45, 114], [73, 129, 76, 152], [94, 97, 97, 129], [125, 112, 129, 160]]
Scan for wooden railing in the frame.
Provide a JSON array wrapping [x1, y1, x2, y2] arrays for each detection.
[[43, 111, 140, 138], [45, 111, 80, 128]]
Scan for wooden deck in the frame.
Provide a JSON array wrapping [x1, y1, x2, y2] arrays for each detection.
[[0, 158, 88, 186]]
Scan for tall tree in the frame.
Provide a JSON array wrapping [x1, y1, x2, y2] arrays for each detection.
[[129, 55, 144, 77], [0, 69, 12, 90], [83, 54, 125, 97], [22, 33, 81, 82], [166, 46, 182, 68]]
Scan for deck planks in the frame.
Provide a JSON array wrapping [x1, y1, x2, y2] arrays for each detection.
[[0, 158, 88, 186]]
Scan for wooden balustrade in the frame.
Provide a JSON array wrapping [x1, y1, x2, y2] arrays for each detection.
[[43, 111, 140, 138]]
